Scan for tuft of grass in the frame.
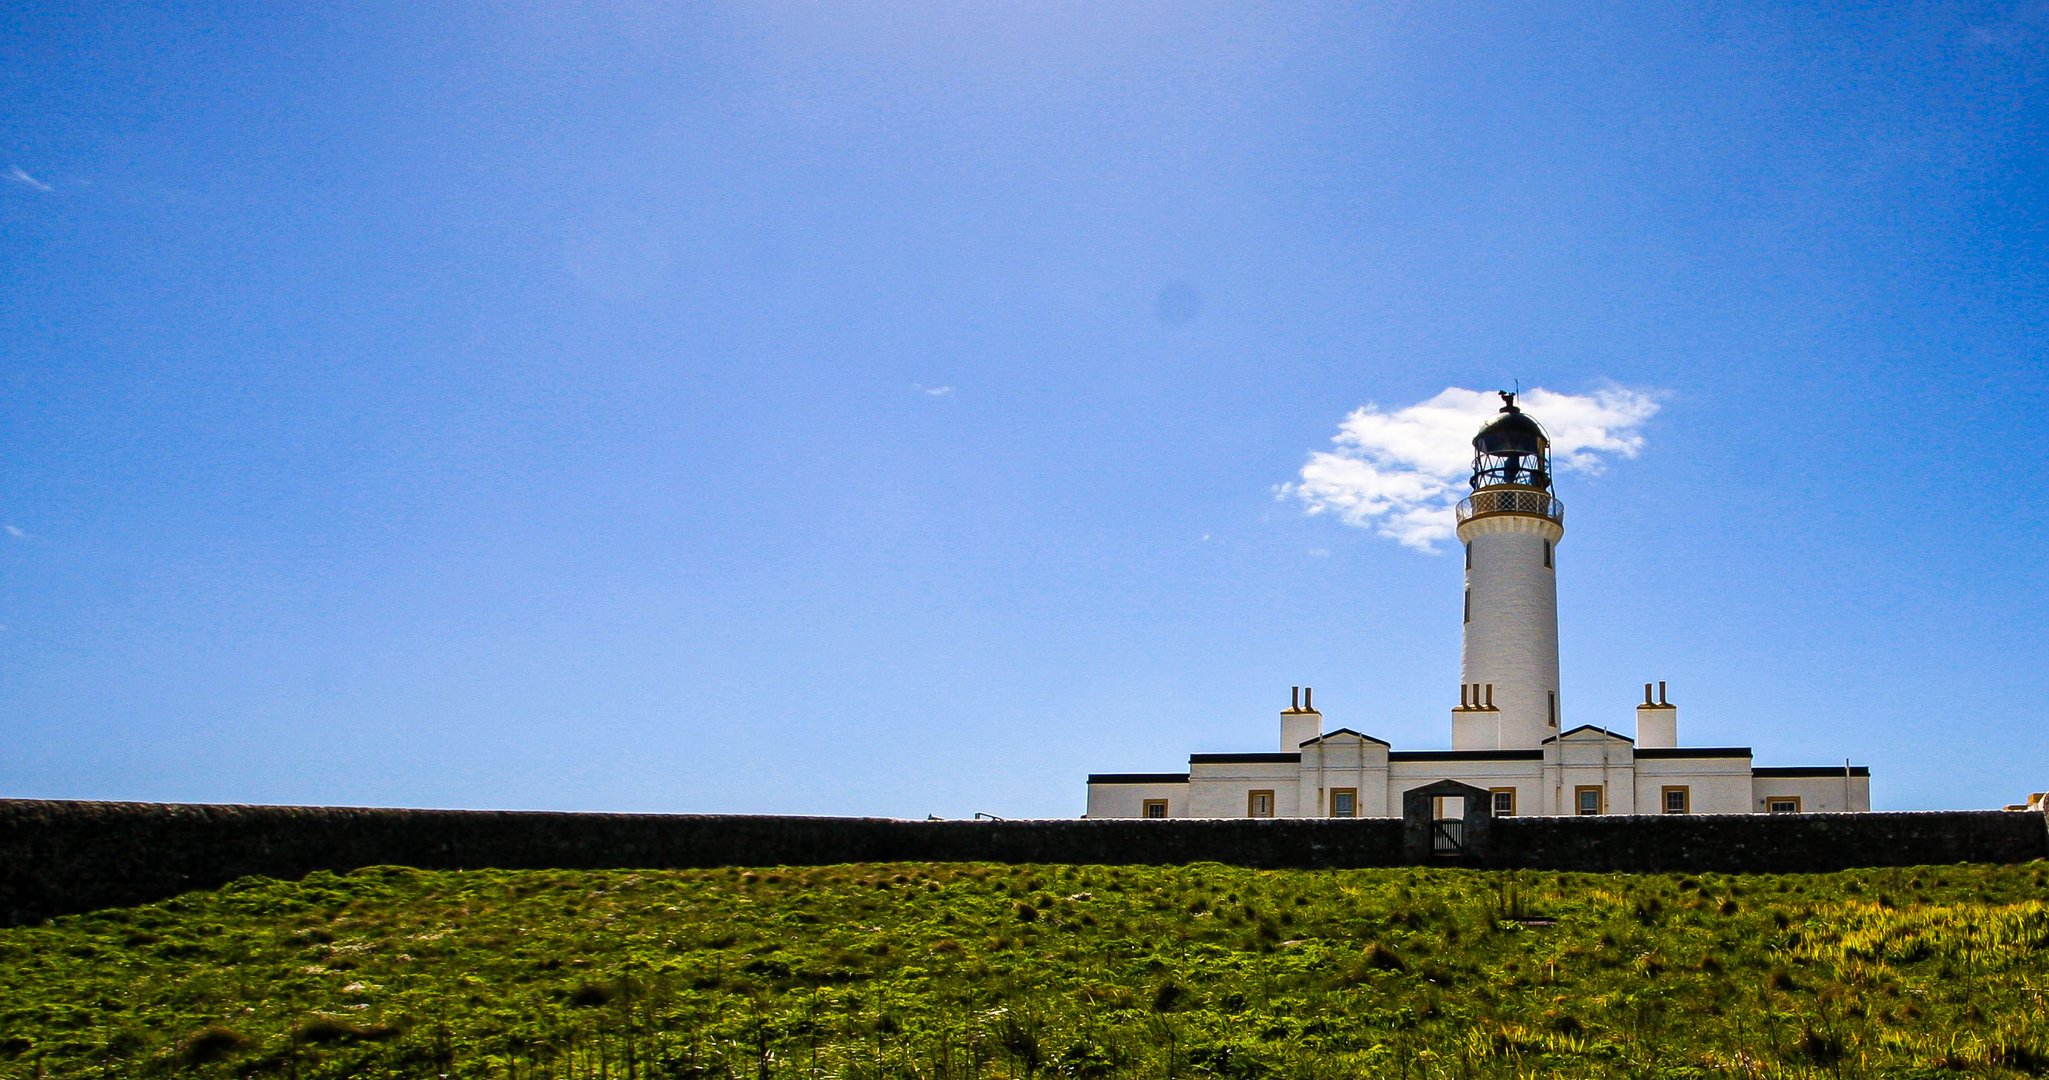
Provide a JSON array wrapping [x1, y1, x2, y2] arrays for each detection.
[[178, 1025, 248, 1065]]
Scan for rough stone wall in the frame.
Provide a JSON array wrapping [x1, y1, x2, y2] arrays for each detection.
[[1, 800, 2041, 927], [1485, 810, 2048, 874], [0, 800, 1405, 927]]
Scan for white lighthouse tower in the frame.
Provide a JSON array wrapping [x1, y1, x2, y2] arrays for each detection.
[[1452, 392, 1566, 750]]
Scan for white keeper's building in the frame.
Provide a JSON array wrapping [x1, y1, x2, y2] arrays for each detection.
[[1086, 394, 1871, 820]]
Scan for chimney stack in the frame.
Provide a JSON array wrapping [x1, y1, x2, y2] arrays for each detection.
[[1281, 684, 1322, 751], [1637, 680, 1678, 749]]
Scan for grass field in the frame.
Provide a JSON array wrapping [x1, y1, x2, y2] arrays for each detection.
[[2, 861, 2047, 1078]]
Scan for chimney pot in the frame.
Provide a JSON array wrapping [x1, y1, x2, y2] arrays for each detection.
[[1658, 681, 1668, 705], [1304, 686, 1314, 711], [1291, 686, 1299, 710], [1644, 682, 1654, 706]]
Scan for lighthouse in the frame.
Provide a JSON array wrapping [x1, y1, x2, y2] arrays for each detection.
[[1452, 392, 1565, 750]]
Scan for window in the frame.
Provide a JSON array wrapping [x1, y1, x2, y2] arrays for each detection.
[[1548, 691, 1558, 727], [1247, 790, 1276, 818], [1142, 799, 1168, 819], [1329, 788, 1357, 818], [1464, 542, 1472, 570], [1463, 590, 1471, 624], [1662, 786, 1690, 815], [1490, 788, 1517, 817], [1543, 540, 1553, 568], [1766, 796, 1801, 814], [1575, 786, 1604, 816]]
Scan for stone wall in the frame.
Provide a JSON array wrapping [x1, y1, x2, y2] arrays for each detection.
[[1, 799, 2041, 927], [1485, 810, 2048, 874], [0, 800, 1406, 927]]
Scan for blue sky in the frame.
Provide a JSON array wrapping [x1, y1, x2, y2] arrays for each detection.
[[3, 3, 2044, 816]]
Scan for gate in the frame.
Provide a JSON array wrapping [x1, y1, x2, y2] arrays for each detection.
[[1401, 780, 1492, 865]]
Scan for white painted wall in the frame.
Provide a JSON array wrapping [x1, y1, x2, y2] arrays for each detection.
[[1544, 731, 1637, 815], [1298, 736, 1392, 817], [1634, 758, 1753, 814], [1085, 782, 1189, 819], [1086, 727, 1870, 819], [1752, 774, 1871, 813], [1457, 513, 1565, 749], [1188, 762, 1304, 818], [1386, 761, 1542, 818]]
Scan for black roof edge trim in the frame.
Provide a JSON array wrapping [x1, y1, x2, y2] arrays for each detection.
[[1299, 727, 1392, 747], [1388, 749, 1544, 762], [1189, 753, 1303, 764], [1087, 773, 1190, 785], [1635, 747, 1754, 759], [1541, 724, 1633, 744], [1753, 766, 1871, 778]]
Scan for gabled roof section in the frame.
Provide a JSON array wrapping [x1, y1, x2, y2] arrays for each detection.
[[1298, 727, 1391, 748], [1543, 724, 1634, 744]]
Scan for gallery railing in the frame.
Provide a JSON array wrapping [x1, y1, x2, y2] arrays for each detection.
[[1455, 488, 1565, 525]]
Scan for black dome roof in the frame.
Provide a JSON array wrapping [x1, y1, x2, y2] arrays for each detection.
[[1473, 406, 1547, 457]]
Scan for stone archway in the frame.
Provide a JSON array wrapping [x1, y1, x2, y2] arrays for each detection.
[[1401, 779, 1494, 864]]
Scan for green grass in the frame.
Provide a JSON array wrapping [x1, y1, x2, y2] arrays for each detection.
[[3, 861, 2048, 1078]]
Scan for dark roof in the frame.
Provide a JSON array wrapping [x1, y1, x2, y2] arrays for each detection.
[[1474, 409, 1547, 456], [1298, 727, 1391, 747], [1754, 765, 1871, 778], [1189, 752, 1302, 765], [1635, 747, 1752, 759], [1087, 773, 1189, 785], [1389, 749, 1544, 762], [1543, 724, 1633, 744]]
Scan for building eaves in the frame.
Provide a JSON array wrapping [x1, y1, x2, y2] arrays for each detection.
[[1189, 752, 1302, 764], [1087, 773, 1190, 785], [1635, 747, 1753, 759], [1388, 749, 1544, 762], [1754, 765, 1871, 778]]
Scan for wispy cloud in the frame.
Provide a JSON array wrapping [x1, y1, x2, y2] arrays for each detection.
[[3, 525, 25, 538], [6, 166, 52, 192], [1279, 386, 1662, 551], [913, 383, 954, 397]]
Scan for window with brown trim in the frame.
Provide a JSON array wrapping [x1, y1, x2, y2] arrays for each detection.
[[1142, 799, 1168, 819], [1247, 790, 1276, 818], [1662, 786, 1690, 814], [1766, 796, 1801, 814], [1575, 785, 1604, 816], [1490, 787, 1517, 817], [1328, 788, 1357, 818]]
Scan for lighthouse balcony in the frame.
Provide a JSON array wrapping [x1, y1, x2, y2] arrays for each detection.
[[1456, 488, 1565, 525]]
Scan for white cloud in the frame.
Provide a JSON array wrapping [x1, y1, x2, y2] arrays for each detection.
[[6, 166, 52, 192], [1279, 386, 1662, 551], [913, 384, 955, 397], [2, 525, 23, 538]]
